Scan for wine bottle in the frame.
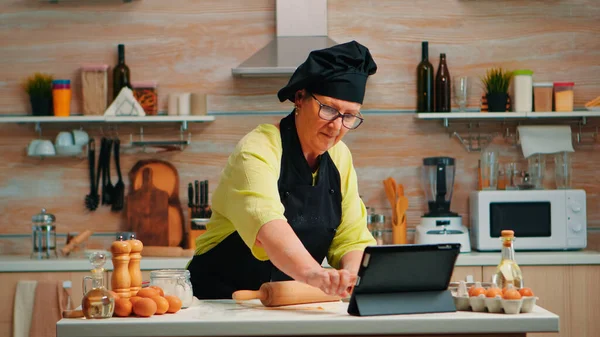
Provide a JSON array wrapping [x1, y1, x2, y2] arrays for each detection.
[[435, 53, 451, 112], [416, 41, 434, 112], [112, 44, 131, 101]]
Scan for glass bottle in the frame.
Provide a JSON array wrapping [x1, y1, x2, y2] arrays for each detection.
[[435, 53, 451, 112], [113, 44, 131, 101], [82, 251, 115, 319], [416, 41, 434, 112], [492, 230, 524, 289]]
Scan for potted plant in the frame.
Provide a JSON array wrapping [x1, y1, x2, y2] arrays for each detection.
[[23, 72, 54, 116], [481, 67, 513, 112]]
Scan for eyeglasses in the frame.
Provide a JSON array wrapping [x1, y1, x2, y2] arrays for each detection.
[[310, 93, 364, 130]]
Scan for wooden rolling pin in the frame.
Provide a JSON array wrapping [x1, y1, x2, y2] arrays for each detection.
[[61, 230, 93, 255], [232, 280, 341, 307]]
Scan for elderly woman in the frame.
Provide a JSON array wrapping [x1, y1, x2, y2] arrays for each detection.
[[187, 41, 378, 299]]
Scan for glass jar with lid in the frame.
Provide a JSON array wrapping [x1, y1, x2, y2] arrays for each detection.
[[31, 208, 57, 259], [150, 269, 193, 308]]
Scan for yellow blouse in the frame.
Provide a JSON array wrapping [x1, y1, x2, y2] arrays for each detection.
[[194, 123, 375, 269]]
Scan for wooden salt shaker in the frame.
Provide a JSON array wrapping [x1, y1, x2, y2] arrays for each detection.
[[127, 236, 143, 297], [110, 237, 132, 298]]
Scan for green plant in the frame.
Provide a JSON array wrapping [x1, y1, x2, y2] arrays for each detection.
[[23, 72, 53, 97], [481, 67, 513, 95]]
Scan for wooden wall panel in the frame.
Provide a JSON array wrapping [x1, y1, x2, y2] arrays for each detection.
[[0, 0, 599, 249]]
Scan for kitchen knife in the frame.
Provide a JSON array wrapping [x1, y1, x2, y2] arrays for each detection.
[[203, 179, 211, 217], [199, 180, 205, 218], [194, 180, 200, 218], [188, 183, 194, 218]]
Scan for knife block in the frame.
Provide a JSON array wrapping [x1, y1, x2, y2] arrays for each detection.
[[187, 216, 208, 249]]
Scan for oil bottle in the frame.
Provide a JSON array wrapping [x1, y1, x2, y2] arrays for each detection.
[[82, 251, 115, 318], [492, 230, 523, 289]]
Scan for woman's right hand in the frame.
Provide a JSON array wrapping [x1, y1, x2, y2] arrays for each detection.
[[304, 267, 357, 298]]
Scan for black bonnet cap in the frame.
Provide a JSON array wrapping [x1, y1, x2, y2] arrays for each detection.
[[277, 40, 377, 105]]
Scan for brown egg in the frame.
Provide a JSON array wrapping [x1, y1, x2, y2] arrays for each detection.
[[518, 287, 534, 297], [151, 296, 169, 315], [113, 298, 133, 317], [164, 295, 182, 313], [149, 286, 165, 297], [137, 288, 160, 298], [503, 288, 523, 300], [469, 287, 486, 297], [133, 298, 157, 317], [130, 296, 143, 306], [485, 287, 503, 298]]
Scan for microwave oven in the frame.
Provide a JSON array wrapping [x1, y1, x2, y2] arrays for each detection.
[[470, 189, 586, 251]]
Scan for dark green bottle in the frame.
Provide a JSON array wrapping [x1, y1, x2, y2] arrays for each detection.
[[416, 41, 434, 112], [112, 44, 131, 101]]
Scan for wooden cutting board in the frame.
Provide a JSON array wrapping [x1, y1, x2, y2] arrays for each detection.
[[128, 159, 187, 248], [126, 167, 169, 246]]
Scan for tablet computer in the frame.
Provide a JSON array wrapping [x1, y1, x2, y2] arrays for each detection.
[[347, 243, 461, 316]]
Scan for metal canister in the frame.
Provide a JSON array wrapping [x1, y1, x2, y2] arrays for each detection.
[[31, 208, 57, 259]]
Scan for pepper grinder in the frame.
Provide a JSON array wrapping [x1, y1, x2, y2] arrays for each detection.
[[127, 234, 143, 297], [110, 236, 132, 298]]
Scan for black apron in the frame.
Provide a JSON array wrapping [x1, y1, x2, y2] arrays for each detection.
[[187, 112, 342, 299]]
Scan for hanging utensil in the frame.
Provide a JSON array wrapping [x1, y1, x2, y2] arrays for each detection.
[[84, 138, 98, 211], [99, 138, 108, 205], [103, 139, 115, 205], [111, 138, 125, 211]]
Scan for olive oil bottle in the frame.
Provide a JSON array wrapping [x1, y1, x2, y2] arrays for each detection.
[[492, 230, 524, 289]]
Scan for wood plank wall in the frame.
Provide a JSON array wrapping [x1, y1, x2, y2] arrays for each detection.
[[0, 0, 599, 252]]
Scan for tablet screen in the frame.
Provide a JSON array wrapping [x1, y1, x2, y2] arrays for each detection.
[[353, 244, 460, 294]]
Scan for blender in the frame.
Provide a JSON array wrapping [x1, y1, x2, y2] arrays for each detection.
[[415, 157, 471, 252]]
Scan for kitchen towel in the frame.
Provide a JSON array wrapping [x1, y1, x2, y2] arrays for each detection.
[[104, 87, 146, 117], [13, 280, 37, 337], [517, 125, 574, 158], [29, 281, 71, 337]]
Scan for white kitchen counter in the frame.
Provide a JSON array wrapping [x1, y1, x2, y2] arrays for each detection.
[[56, 298, 558, 337], [2, 249, 600, 272]]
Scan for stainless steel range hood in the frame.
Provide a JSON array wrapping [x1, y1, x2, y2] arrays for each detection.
[[231, 0, 336, 77]]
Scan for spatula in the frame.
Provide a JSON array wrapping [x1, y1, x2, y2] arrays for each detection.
[[111, 138, 125, 211], [84, 138, 98, 211]]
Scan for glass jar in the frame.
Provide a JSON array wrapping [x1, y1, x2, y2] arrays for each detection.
[[132, 81, 158, 115], [554, 82, 575, 112], [533, 82, 553, 112], [150, 269, 193, 308], [511, 69, 533, 112], [81, 64, 109, 115], [82, 252, 116, 319]]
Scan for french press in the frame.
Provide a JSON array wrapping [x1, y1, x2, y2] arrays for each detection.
[[31, 208, 57, 259]]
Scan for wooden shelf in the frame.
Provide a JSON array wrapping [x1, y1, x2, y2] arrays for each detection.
[[0, 115, 215, 131], [0, 115, 214, 123], [415, 111, 600, 120]]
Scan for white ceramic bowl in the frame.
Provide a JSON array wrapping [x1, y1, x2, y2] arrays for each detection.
[[71, 129, 89, 146], [55, 144, 83, 156], [34, 140, 56, 156], [55, 131, 75, 147], [27, 139, 43, 156]]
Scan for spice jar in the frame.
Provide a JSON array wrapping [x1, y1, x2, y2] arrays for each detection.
[[52, 79, 71, 117], [150, 269, 193, 308], [81, 64, 109, 115], [132, 81, 158, 115], [511, 69, 533, 112], [533, 82, 553, 112], [554, 82, 575, 112]]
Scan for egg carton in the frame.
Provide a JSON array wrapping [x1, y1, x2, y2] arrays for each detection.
[[453, 294, 538, 314]]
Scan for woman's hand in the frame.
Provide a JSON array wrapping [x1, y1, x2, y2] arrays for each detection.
[[304, 267, 357, 298]]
